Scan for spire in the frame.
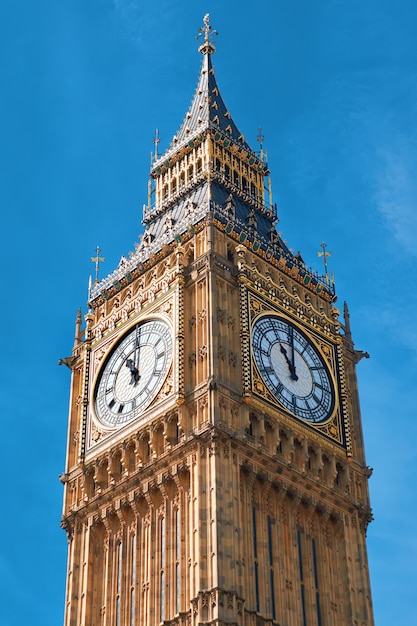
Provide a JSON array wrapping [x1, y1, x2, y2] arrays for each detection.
[[343, 301, 352, 340], [152, 129, 160, 163], [153, 15, 254, 169], [89, 17, 336, 304]]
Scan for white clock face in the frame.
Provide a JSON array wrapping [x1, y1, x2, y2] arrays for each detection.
[[94, 318, 172, 428], [252, 315, 334, 423]]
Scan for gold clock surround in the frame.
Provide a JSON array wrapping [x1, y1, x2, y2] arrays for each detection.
[[86, 291, 178, 450], [247, 289, 348, 449]]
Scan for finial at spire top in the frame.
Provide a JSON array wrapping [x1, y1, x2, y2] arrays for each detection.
[[257, 127, 264, 151], [318, 241, 332, 285], [197, 14, 218, 55], [257, 127, 268, 164], [91, 246, 105, 285]]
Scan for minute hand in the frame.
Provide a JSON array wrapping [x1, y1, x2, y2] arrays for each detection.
[[289, 327, 298, 380], [280, 341, 298, 381]]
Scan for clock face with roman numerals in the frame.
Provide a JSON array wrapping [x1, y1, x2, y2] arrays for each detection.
[[94, 318, 172, 428], [252, 315, 335, 423]]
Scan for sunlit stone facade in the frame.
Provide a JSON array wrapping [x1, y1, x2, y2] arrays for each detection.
[[61, 16, 374, 626]]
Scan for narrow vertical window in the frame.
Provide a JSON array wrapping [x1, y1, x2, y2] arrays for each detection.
[[297, 531, 307, 626], [267, 516, 276, 621], [160, 517, 165, 622], [252, 507, 260, 613], [143, 522, 150, 619], [130, 534, 136, 626], [175, 508, 180, 614], [116, 541, 122, 626], [312, 538, 322, 626]]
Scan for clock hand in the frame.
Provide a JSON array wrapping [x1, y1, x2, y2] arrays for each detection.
[[280, 343, 298, 381], [280, 343, 291, 366], [125, 359, 140, 385], [133, 324, 142, 379], [135, 325, 140, 367], [289, 327, 298, 381]]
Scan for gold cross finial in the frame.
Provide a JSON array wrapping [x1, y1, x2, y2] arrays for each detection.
[[91, 246, 105, 285], [257, 127, 268, 163], [257, 127, 264, 151], [197, 14, 218, 55], [318, 241, 332, 284]]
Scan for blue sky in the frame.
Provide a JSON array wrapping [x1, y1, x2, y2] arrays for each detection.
[[1, 1, 416, 624]]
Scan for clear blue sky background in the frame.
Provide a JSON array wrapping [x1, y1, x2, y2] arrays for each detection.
[[1, 1, 416, 624]]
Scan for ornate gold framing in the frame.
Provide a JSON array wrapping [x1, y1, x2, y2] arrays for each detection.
[[244, 287, 350, 450]]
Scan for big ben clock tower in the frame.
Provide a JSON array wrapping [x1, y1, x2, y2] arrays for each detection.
[[61, 15, 374, 626]]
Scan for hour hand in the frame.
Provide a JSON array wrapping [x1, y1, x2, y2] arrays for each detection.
[[280, 343, 291, 366], [125, 359, 140, 385], [280, 344, 298, 381]]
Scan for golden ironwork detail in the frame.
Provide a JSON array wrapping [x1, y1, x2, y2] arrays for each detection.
[[197, 13, 218, 55], [247, 289, 346, 448]]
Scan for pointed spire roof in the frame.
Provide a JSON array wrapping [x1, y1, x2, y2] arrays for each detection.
[[152, 14, 256, 171], [88, 16, 336, 305]]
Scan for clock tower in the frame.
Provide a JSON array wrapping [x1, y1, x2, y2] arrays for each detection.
[[61, 15, 374, 626]]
